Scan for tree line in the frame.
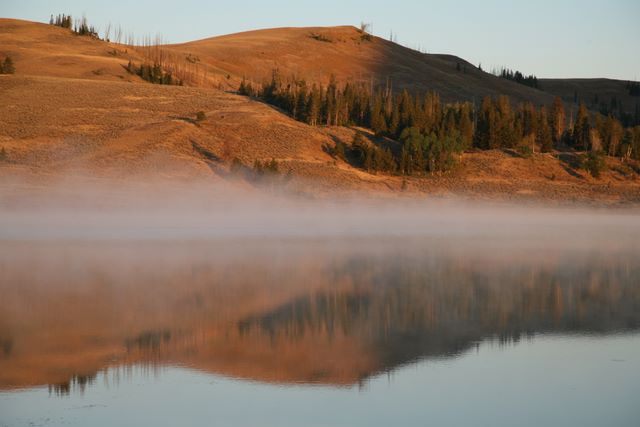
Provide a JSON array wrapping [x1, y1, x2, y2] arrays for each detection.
[[49, 14, 98, 38], [239, 71, 640, 176], [496, 67, 539, 89], [627, 81, 640, 97]]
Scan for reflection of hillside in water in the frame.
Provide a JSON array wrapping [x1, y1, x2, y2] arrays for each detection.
[[239, 253, 640, 377], [0, 239, 639, 393]]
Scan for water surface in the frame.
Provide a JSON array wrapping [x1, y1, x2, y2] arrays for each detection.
[[1, 233, 639, 426]]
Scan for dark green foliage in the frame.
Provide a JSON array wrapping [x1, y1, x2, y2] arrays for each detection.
[[516, 136, 534, 158], [497, 67, 539, 89], [230, 157, 244, 173], [127, 61, 181, 86], [240, 71, 637, 175], [309, 33, 332, 43], [550, 97, 565, 144], [0, 56, 15, 74], [573, 103, 591, 151], [238, 78, 255, 96], [50, 13, 100, 39], [595, 114, 624, 156], [358, 24, 373, 42], [536, 107, 553, 152], [244, 73, 474, 147], [619, 127, 640, 161], [331, 140, 346, 161], [253, 159, 280, 180], [475, 96, 518, 149], [348, 133, 396, 174], [582, 150, 606, 178], [50, 14, 72, 29], [627, 81, 640, 97], [73, 16, 98, 38], [400, 128, 464, 174]]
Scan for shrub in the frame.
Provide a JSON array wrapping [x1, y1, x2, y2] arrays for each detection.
[[253, 158, 279, 177], [516, 135, 534, 158], [230, 157, 244, 173], [582, 150, 606, 178], [309, 33, 332, 43], [196, 111, 206, 122], [0, 56, 15, 74], [0, 147, 7, 161], [127, 61, 181, 86]]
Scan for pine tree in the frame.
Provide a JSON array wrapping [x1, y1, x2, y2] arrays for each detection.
[[573, 103, 591, 151], [325, 75, 338, 126], [536, 107, 553, 152], [475, 96, 494, 149], [295, 84, 308, 122], [550, 97, 565, 144], [238, 78, 249, 96], [496, 95, 516, 148], [306, 85, 322, 126], [458, 103, 474, 148], [370, 94, 387, 135]]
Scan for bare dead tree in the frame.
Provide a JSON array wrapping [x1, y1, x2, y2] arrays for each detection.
[[115, 24, 122, 44], [104, 22, 112, 42]]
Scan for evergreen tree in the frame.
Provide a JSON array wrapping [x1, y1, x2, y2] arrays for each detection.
[[536, 107, 553, 153], [458, 103, 474, 148], [475, 96, 494, 149], [370, 94, 387, 135], [550, 97, 565, 144], [295, 84, 308, 122], [306, 85, 322, 126], [573, 103, 591, 151]]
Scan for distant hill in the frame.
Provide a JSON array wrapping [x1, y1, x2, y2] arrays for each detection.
[[171, 25, 555, 105], [540, 78, 640, 124]]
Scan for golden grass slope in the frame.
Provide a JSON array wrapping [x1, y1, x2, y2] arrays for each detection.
[[0, 18, 639, 203], [171, 25, 555, 105], [0, 18, 141, 82]]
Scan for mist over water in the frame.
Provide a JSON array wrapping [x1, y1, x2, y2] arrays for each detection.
[[1, 179, 639, 241], [1, 180, 640, 426]]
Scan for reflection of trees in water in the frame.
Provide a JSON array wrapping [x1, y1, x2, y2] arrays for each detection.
[[237, 253, 640, 369], [0, 338, 12, 357], [10, 244, 638, 392], [238, 293, 371, 341], [47, 365, 168, 396], [125, 330, 172, 352], [48, 373, 97, 396]]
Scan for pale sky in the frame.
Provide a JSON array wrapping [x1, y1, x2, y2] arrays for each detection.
[[3, 0, 639, 80]]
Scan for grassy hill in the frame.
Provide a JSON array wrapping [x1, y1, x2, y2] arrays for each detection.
[[1, 18, 639, 204], [171, 25, 555, 105]]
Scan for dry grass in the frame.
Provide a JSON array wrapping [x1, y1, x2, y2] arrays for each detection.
[[0, 18, 639, 204]]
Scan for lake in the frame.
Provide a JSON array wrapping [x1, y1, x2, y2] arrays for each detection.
[[1, 207, 639, 426]]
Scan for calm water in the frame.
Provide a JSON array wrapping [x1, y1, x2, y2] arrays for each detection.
[[1, 235, 639, 426]]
